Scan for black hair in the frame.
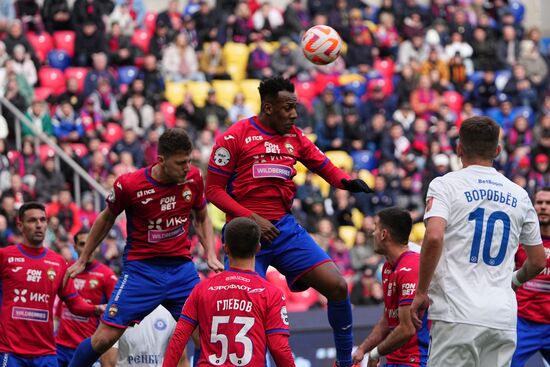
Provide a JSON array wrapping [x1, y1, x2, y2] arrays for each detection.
[[158, 128, 193, 157], [258, 76, 295, 102], [74, 230, 89, 245], [18, 202, 46, 221], [377, 207, 412, 245], [459, 116, 500, 160], [224, 217, 261, 259]]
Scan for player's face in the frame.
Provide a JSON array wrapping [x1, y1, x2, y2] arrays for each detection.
[[372, 218, 386, 255], [17, 209, 46, 246], [269, 91, 298, 135], [161, 152, 192, 183], [75, 233, 88, 257], [534, 190, 550, 226]]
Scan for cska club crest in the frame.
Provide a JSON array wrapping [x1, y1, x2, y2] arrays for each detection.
[[47, 269, 56, 281], [108, 304, 118, 317], [89, 279, 99, 288], [182, 188, 192, 202], [285, 142, 294, 154]]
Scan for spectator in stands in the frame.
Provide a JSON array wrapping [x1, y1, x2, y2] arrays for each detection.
[[503, 63, 539, 110], [402, 11, 424, 40], [395, 64, 417, 105], [421, 48, 449, 83], [246, 41, 272, 79], [47, 188, 82, 237], [181, 14, 198, 49], [52, 99, 84, 142], [54, 77, 84, 111], [228, 92, 253, 123], [505, 115, 533, 153], [225, 1, 253, 43], [2, 60, 33, 105], [4, 174, 33, 208], [345, 28, 373, 74], [3, 75, 28, 142], [42, 0, 72, 33], [108, 2, 136, 37], [328, 237, 352, 274], [0, 194, 17, 230], [112, 150, 137, 176], [86, 148, 110, 184], [363, 176, 395, 216], [162, 32, 203, 81], [0, 139, 11, 192], [72, 0, 105, 30], [252, 1, 283, 41], [375, 12, 399, 58], [15, 0, 43, 33], [361, 85, 396, 121], [531, 128, 550, 167], [89, 78, 120, 122], [471, 27, 498, 71], [122, 93, 154, 137], [79, 195, 97, 231], [283, 0, 309, 42], [138, 55, 165, 106], [315, 110, 344, 152], [12, 139, 38, 181], [157, 0, 182, 32], [199, 41, 230, 81], [398, 34, 427, 72], [197, 88, 228, 131], [34, 156, 66, 203], [518, 39, 548, 91], [342, 110, 365, 152], [148, 20, 172, 60], [192, 0, 220, 46], [106, 22, 134, 66], [0, 0, 15, 33], [0, 214, 13, 247], [410, 74, 440, 120], [75, 21, 106, 67], [23, 99, 54, 138], [12, 44, 36, 87], [3, 20, 37, 66], [270, 37, 308, 79], [0, 42, 8, 69], [474, 71, 498, 109], [83, 52, 118, 97], [381, 122, 410, 161], [392, 102, 416, 131], [79, 97, 104, 139], [497, 25, 520, 69], [112, 128, 144, 167]]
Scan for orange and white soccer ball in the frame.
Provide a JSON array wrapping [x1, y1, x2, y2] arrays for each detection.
[[301, 25, 342, 65]]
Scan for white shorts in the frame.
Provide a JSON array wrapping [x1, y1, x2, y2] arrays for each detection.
[[428, 320, 516, 367]]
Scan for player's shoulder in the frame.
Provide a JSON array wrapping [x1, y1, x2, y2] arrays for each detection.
[[187, 165, 203, 180], [252, 273, 284, 298], [114, 167, 147, 188], [219, 118, 252, 140], [95, 261, 116, 277]]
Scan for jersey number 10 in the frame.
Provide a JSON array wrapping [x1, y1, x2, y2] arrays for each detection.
[[209, 316, 255, 366], [468, 208, 511, 266]]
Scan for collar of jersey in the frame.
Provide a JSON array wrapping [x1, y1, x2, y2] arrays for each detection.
[[249, 116, 276, 136], [145, 164, 177, 187], [390, 250, 415, 271], [17, 244, 48, 259], [228, 267, 258, 275]]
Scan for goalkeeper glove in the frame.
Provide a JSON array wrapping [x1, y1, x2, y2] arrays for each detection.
[[341, 179, 374, 193]]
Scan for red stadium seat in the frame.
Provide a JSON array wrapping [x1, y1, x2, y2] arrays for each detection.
[[443, 90, 464, 114], [33, 87, 53, 102], [294, 81, 318, 112], [102, 123, 124, 144], [38, 67, 66, 95], [53, 31, 76, 57], [70, 143, 88, 158], [98, 142, 112, 156], [27, 32, 54, 63], [286, 289, 320, 312], [39, 144, 55, 162], [7, 150, 20, 165], [131, 29, 151, 54], [373, 58, 395, 79], [315, 73, 340, 93], [144, 12, 157, 35], [266, 269, 291, 297], [160, 102, 176, 128], [64, 67, 89, 94]]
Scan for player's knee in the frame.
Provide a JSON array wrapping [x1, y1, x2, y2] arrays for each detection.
[[326, 277, 349, 301], [91, 331, 119, 353]]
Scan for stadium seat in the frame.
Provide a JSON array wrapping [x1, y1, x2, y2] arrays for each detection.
[[64, 67, 88, 93], [443, 91, 464, 114], [367, 77, 393, 97], [33, 87, 53, 102], [339, 225, 358, 249], [509, 0, 525, 23], [186, 81, 211, 107], [38, 67, 66, 95], [144, 12, 157, 35], [514, 106, 535, 127], [98, 142, 112, 155], [117, 66, 139, 86], [495, 70, 512, 91], [373, 58, 395, 79], [351, 208, 364, 229], [239, 79, 261, 113], [70, 143, 88, 158], [316, 73, 340, 92], [542, 37, 550, 55], [207, 202, 226, 232], [131, 29, 152, 54], [164, 81, 187, 106], [266, 268, 290, 296], [341, 80, 366, 99], [53, 31, 75, 57], [293, 171, 306, 185], [223, 42, 249, 81], [160, 101, 176, 127], [351, 150, 377, 171], [287, 289, 319, 312], [338, 73, 366, 86], [358, 169, 375, 189], [47, 50, 71, 71], [102, 123, 124, 144], [469, 71, 484, 87], [7, 150, 20, 165], [248, 41, 275, 54], [294, 81, 318, 112], [27, 32, 54, 63], [325, 150, 353, 172], [39, 144, 55, 162], [311, 174, 330, 198], [212, 80, 240, 110]]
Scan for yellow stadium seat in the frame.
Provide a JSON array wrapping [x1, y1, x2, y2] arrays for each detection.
[[164, 81, 186, 106], [311, 174, 330, 198], [212, 80, 240, 110], [185, 80, 211, 107], [351, 208, 364, 229], [339, 225, 357, 249], [325, 150, 353, 172], [338, 73, 366, 86], [207, 203, 226, 232], [295, 161, 307, 174], [358, 169, 375, 189], [249, 41, 275, 54], [223, 42, 249, 81], [240, 79, 261, 111], [410, 222, 426, 244], [293, 171, 306, 185], [305, 133, 317, 143]]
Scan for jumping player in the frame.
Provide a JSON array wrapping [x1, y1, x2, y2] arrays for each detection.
[[206, 77, 372, 367], [512, 187, 550, 366], [67, 128, 224, 367], [0, 202, 103, 367], [352, 207, 429, 367], [56, 230, 118, 367], [162, 217, 295, 367], [411, 116, 546, 367]]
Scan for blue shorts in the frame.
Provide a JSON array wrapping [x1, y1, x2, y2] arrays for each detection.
[[0, 353, 58, 367], [224, 214, 331, 291], [101, 258, 199, 328], [55, 345, 74, 367], [511, 316, 550, 367]]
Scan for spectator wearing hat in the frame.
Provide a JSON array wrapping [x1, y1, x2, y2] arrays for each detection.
[[34, 156, 66, 203], [529, 154, 550, 190], [106, 21, 134, 66], [52, 99, 85, 142], [23, 99, 54, 138], [474, 71, 498, 109], [392, 102, 416, 131]]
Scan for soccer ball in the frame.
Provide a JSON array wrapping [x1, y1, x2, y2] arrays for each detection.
[[301, 25, 342, 65]]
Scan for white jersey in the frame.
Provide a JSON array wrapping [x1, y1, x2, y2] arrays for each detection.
[[424, 165, 541, 331], [115, 306, 176, 367]]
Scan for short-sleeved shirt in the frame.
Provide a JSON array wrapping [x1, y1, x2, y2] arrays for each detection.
[[179, 268, 290, 366], [56, 261, 117, 349], [207, 116, 330, 221], [107, 165, 206, 261], [515, 236, 550, 324], [424, 165, 541, 331], [0, 244, 81, 356], [382, 251, 429, 366]]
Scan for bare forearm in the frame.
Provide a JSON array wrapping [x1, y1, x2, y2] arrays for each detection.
[[517, 256, 545, 283], [357, 317, 390, 354], [377, 324, 416, 356], [194, 215, 215, 257], [81, 209, 116, 261]]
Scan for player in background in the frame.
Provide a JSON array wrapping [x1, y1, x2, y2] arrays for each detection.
[[56, 230, 118, 367], [163, 217, 294, 367], [67, 128, 224, 367], [410, 116, 546, 367], [353, 207, 429, 367], [512, 187, 550, 366], [101, 305, 189, 367], [0, 202, 104, 367], [206, 76, 372, 367]]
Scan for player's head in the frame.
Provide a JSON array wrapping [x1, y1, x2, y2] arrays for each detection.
[[258, 76, 297, 135], [534, 187, 550, 226], [17, 202, 47, 246], [157, 128, 193, 183], [373, 207, 412, 255], [224, 217, 261, 259], [74, 230, 90, 257], [458, 116, 501, 162]]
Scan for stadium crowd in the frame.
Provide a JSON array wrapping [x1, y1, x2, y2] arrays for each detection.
[[0, 0, 549, 310]]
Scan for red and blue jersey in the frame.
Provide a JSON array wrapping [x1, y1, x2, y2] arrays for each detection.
[[207, 116, 347, 221], [382, 251, 429, 366], [107, 165, 206, 261], [56, 261, 117, 348], [515, 236, 550, 324], [179, 269, 290, 367], [0, 244, 87, 356]]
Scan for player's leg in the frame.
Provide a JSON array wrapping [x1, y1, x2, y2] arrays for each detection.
[[427, 321, 482, 367], [511, 317, 542, 367], [269, 215, 352, 367], [480, 328, 516, 367]]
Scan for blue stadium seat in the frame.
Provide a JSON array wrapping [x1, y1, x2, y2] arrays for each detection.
[[469, 71, 484, 87], [118, 66, 139, 86], [47, 49, 71, 71], [351, 150, 377, 171], [513, 106, 535, 127], [541, 37, 550, 55], [495, 70, 512, 91], [342, 80, 366, 99], [509, 1, 525, 23]]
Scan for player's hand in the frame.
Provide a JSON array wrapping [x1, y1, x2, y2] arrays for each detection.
[[410, 292, 430, 330], [341, 179, 374, 193], [94, 304, 107, 316], [352, 347, 366, 364], [206, 254, 224, 273], [250, 213, 280, 243], [63, 258, 87, 288]]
